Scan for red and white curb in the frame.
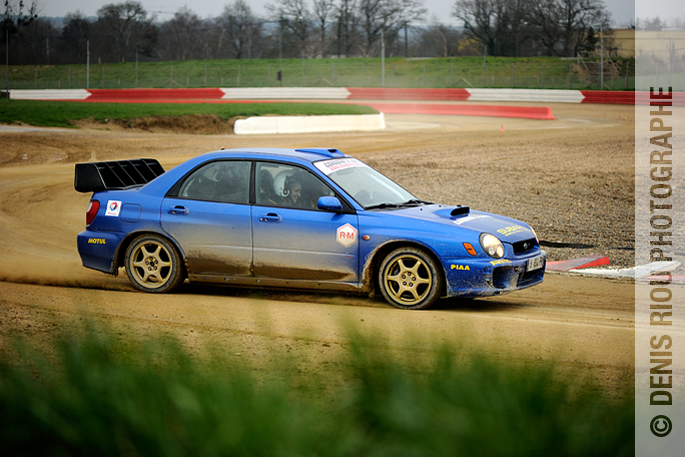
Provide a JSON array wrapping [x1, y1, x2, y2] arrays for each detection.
[[571, 261, 682, 280], [546, 256, 685, 283], [9, 89, 91, 100], [466, 88, 585, 103], [8, 87, 674, 105], [546, 255, 610, 271], [220, 87, 351, 99]]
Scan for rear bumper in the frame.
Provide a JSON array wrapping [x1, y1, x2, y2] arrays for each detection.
[[77, 229, 126, 274], [442, 251, 546, 298]]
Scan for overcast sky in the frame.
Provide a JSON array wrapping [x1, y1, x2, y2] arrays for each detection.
[[37, 0, 646, 28]]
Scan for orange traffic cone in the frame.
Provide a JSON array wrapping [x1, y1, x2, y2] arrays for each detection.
[[500, 125, 504, 132]]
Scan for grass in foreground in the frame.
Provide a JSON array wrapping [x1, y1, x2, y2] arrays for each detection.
[[0, 99, 378, 128], [0, 325, 634, 457]]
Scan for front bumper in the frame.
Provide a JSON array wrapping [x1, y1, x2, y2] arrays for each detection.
[[442, 251, 546, 298]]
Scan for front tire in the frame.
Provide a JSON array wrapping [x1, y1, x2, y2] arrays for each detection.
[[378, 247, 442, 310], [125, 234, 184, 293]]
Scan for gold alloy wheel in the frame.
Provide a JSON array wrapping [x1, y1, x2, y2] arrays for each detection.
[[383, 254, 433, 305], [129, 240, 173, 289]]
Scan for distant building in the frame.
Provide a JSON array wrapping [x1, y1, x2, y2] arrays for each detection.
[[634, 29, 685, 73], [611, 29, 635, 58]]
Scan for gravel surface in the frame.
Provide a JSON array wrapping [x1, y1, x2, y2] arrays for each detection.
[[0, 102, 635, 269], [359, 110, 635, 268], [0, 103, 637, 392]]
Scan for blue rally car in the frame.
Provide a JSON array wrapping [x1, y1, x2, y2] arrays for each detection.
[[75, 148, 545, 310]]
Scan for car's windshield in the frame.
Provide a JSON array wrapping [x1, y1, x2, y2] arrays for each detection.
[[314, 158, 419, 209]]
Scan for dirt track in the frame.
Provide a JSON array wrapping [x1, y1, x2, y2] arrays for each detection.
[[0, 102, 635, 392]]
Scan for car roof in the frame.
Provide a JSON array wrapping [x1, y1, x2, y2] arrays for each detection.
[[203, 147, 348, 163]]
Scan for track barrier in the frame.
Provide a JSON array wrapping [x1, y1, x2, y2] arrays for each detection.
[[8, 87, 664, 105], [363, 102, 555, 120], [234, 113, 385, 135]]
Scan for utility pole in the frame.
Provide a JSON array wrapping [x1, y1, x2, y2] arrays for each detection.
[[482, 45, 487, 87], [404, 22, 408, 57], [86, 40, 90, 89], [381, 29, 385, 87], [5, 29, 8, 94], [599, 25, 604, 90]]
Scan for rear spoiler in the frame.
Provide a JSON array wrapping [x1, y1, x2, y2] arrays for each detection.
[[74, 158, 165, 193]]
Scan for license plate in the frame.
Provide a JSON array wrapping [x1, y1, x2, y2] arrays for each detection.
[[527, 255, 544, 272]]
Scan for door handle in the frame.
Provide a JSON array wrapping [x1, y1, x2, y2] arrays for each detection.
[[169, 205, 189, 215], [259, 212, 282, 223]]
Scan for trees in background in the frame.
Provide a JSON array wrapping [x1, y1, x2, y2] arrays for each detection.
[[2, 0, 47, 65], [267, 0, 312, 58], [157, 7, 204, 61], [417, 19, 464, 57], [58, 13, 90, 64], [333, 0, 360, 57], [1, 0, 617, 65], [1, 0, 38, 39], [90, 1, 157, 63], [312, 0, 335, 57], [217, 0, 264, 59], [453, 0, 612, 58]]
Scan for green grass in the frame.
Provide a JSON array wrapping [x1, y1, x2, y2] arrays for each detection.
[[0, 323, 634, 456], [5, 56, 636, 90], [0, 99, 378, 128]]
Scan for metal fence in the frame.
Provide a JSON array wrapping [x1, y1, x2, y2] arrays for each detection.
[[5, 58, 638, 91]]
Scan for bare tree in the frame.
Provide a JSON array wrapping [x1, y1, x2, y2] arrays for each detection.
[[2, 0, 39, 35], [312, 0, 335, 56], [92, 1, 157, 63], [507, 0, 532, 57], [418, 17, 462, 57], [267, 0, 311, 57], [217, 0, 263, 59], [58, 12, 90, 64], [638, 16, 664, 31], [556, 0, 610, 57], [15, 16, 54, 64], [527, 0, 610, 57], [453, 0, 528, 57], [157, 6, 204, 61], [358, 0, 426, 57], [333, 0, 360, 57], [454, 0, 609, 57], [2, 0, 39, 63], [524, 0, 561, 55]]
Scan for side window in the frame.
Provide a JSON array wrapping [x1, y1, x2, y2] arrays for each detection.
[[256, 162, 334, 209], [178, 161, 250, 204]]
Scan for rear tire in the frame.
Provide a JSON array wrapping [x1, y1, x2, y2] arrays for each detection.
[[125, 234, 184, 293], [378, 247, 442, 310]]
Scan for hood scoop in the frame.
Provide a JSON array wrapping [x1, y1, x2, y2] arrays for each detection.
[[450, 205, 470, 217]]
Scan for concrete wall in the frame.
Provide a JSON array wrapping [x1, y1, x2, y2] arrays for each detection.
[[234, 113, 385, 135]]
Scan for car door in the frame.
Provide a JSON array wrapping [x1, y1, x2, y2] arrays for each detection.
[[161, 160, 253, 279], [252, 161, 359, 283]]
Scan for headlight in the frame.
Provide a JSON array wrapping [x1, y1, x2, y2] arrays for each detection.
[[480, 233, 505, 259]]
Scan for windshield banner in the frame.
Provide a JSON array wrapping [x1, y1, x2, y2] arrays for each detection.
[[314, 158, 367, 175]]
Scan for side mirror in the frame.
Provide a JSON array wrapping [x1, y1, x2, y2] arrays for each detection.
[[317, 196, 343, 213]]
